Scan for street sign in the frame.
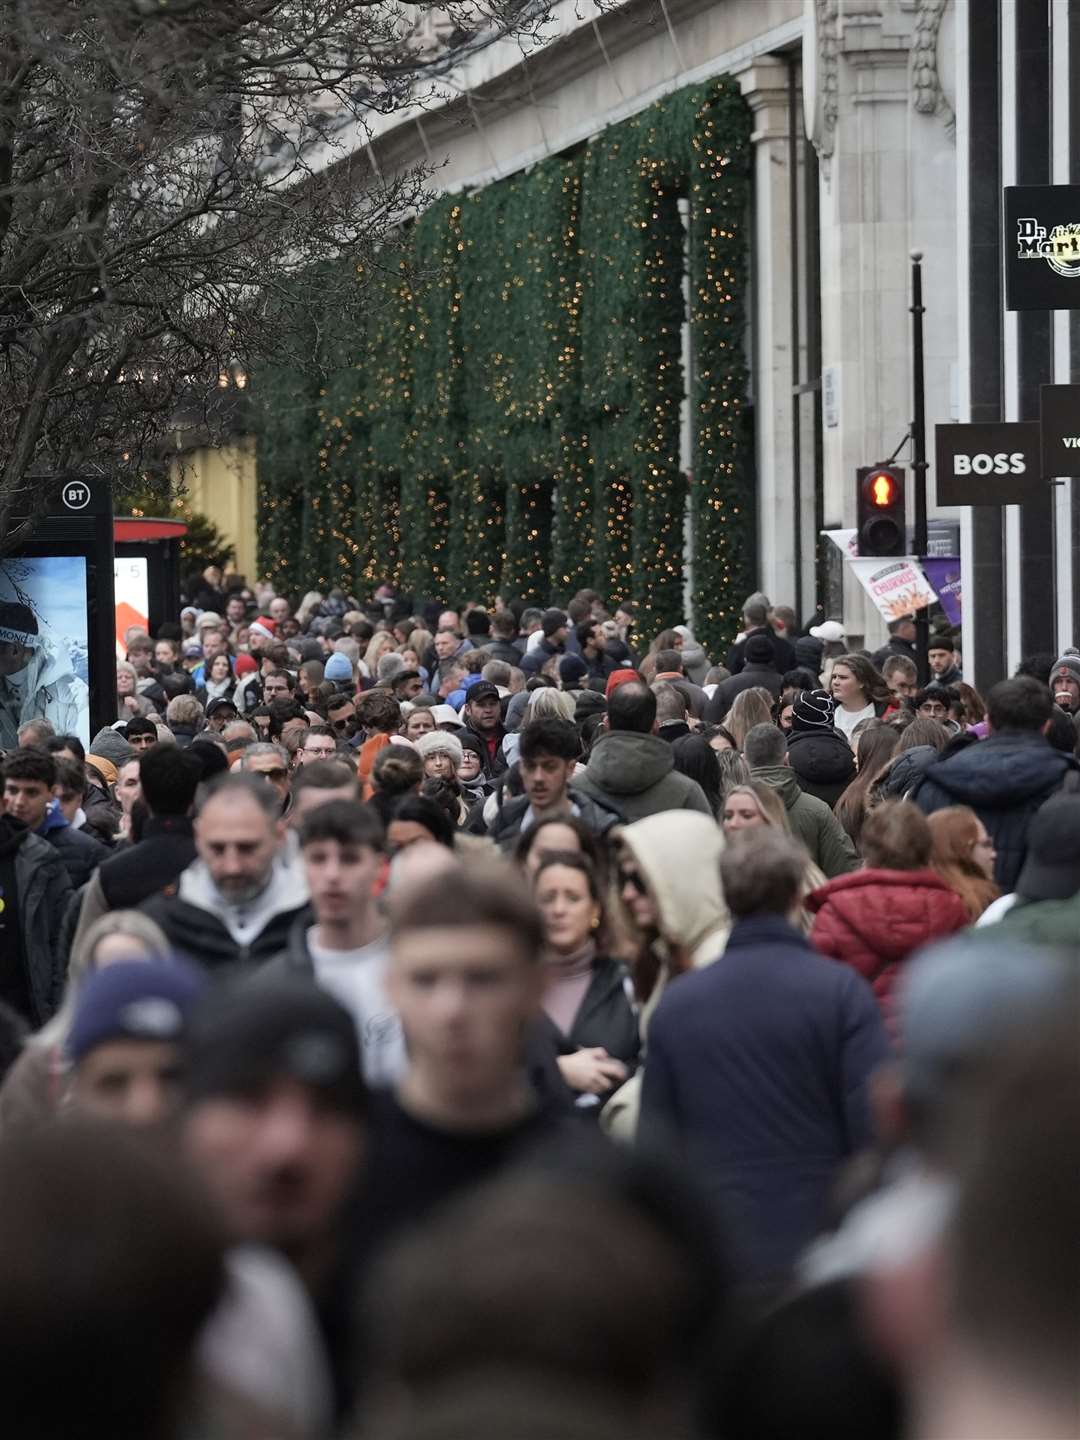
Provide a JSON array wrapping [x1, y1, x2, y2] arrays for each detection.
[[935, 422, 1042, 505], [1040, 384, 1080, 477], [1004, 185, 1080, 311]]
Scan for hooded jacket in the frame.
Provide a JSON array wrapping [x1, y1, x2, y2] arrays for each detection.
[[750, 765, 859, 878], [807, 868, 969, 1032], [0, 643, 90, 751], [640, 913, 890, 1284], [0, 816, 72, 1025], [726, 627, 796, 677], [786, 729, 856, 809], [910, 732, 1078, 890], [599, 810, 729, 1142], [617, 811, 730, 976], [37, 801, 109, 889], [673, 628, 710, 686], [876, 745, 941, 801], [141, 854, 308, 970], [574, 731, 712, 823], [489, 787, 624, 849]]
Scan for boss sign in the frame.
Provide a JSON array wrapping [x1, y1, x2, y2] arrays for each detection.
[[935, 422, 1041, 506]]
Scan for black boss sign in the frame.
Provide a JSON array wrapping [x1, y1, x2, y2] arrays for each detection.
[[935, 422, 1042, 506]]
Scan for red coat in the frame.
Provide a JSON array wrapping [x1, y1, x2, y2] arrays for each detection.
[[807, 868, 969, 1034]]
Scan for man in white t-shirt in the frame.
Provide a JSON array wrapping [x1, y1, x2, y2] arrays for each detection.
[[260, 799, 405, 1086]]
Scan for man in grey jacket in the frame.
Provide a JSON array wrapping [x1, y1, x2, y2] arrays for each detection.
[[574, 682, 712, 822], [744, 723, 858, 878]]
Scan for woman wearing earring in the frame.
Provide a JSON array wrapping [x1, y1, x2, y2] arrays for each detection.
[[532, 851, 639, 1109]]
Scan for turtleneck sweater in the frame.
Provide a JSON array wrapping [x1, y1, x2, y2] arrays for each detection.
[[542, 939, 596, 1036]]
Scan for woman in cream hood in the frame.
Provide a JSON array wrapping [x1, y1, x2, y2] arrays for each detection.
[[602, 809, 729, 1139]]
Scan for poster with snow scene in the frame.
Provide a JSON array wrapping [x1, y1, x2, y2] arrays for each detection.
[[0, 556, 91, 751]]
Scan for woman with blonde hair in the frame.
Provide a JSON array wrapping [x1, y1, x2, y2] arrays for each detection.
[[0, 910, 172, 1135], [363, 631, 396, 675], [294, 591, 324, 628], [722, 782, 825, 926], [927, 805, 1000, 920], [726, 689, 774, 752]]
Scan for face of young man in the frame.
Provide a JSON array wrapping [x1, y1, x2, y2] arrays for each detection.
[[928, 649, 953, 677], [128, 727, 158, 752], [196, 793, 281, 901], [327, 700, 356, 738], [1052, 673, 1080, 714], [304, 838, 381, 925], [155, 641, 178, 669], [183, 1078, 363, 1253], [918, 696, 949, 722], [2, 776, 52, 830], [72, 1040, 184, 1128], [299, 734, 338, 765], [465, 695, 501, 735], [115, 760, 142, 816], [521, 753, 575, 814], [389, 924, 541, 1101], [262, 674, 291, 704], [886, 670, 917, 702]]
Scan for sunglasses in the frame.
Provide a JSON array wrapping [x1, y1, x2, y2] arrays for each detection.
[[619, 868, 647, 895], [260, 767, 287, 782]]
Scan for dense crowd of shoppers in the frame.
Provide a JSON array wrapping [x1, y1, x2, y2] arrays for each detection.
[[0, 565, 1076, 1439]]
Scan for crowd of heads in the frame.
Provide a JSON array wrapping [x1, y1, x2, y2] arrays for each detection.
[[0, 568, 1075, 1439]]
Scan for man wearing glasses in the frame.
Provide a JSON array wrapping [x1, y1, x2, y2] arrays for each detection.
[[238, 742, 291, 812]]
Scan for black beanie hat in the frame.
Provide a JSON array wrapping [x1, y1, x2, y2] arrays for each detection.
[[790, 689, 837, 733]]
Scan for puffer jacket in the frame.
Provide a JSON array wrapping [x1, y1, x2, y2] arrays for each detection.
[[574, 731, 712, 822], [910, 732, 1078, 890], [489, 787, 624, 849], [807, 868, 969, 1033], [786, 729, 856, 809], [876, 745, 941, 800], [750, 765, 858, 878]]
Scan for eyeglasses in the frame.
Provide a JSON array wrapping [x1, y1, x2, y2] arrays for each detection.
[[619, 868, 646, 895], [258, 767, 287, 782]]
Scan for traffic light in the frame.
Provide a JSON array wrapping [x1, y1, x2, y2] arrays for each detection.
[[856, 465, 906, 556]]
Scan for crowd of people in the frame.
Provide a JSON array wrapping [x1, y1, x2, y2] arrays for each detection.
[[0, 566, 1076, 1440]]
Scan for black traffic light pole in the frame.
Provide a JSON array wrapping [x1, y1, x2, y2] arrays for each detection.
[[910, 251, 930, 686]]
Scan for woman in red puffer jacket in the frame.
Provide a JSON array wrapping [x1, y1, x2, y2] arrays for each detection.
[[807, 800, 969, 1036]]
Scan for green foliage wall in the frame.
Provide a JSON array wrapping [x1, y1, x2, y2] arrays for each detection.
[[254, 79, 752, 653]]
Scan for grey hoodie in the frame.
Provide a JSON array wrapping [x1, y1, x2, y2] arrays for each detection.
[[575, 731, 712, 823]]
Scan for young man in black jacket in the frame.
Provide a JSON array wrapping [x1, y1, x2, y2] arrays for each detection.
[[1, 747, 107, 889], [0, 808, 71, 1026]]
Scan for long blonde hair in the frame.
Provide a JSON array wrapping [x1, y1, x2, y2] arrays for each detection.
[[727, 690, 774, 751], [34, 911, 172, 1051]]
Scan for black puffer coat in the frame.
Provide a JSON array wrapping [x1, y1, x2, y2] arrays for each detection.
[[786, 729, 856, 809], [911, 732, 1079, 890]]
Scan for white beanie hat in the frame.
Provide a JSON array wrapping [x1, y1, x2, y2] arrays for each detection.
[[415, 730, 463, 768]]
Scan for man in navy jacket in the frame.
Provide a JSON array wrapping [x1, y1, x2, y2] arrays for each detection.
[[640, 829, 889, 1288]]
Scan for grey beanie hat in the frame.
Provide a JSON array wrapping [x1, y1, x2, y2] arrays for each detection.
[[90, 726, 135, 765]]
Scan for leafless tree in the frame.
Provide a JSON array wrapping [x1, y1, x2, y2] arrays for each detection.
[[0, 0, 562, 548]]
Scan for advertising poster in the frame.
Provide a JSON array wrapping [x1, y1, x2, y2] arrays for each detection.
[[0, 557, 91, 750], [848, 556, 937, 622], [114, 556, 150, 661], [920, 557, 962, 628]]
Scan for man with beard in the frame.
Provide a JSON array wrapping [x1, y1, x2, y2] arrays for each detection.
[[141, 773, 307, 969], [1049, 652, 1080, 715]]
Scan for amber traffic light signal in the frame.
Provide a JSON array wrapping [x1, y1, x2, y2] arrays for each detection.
[[856, 466, 906, 556]]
